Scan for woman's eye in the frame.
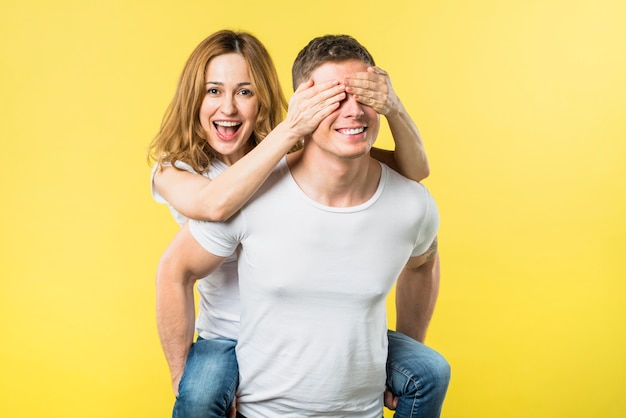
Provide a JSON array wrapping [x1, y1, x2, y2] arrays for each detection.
[[207, 88, 220, 95], [239, 89, 253, 96]]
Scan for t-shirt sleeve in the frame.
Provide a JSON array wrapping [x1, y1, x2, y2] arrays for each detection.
[[150, 161, 198, 204], [188, 218, 241, 258], [150, 161, 199, 226], [150, 163, 168, 204], [412, 186, 440, 257]]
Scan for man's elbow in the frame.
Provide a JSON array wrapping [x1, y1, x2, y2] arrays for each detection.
[[156, 249, 193, 288]]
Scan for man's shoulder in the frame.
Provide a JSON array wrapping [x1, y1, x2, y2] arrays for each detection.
[[379, 164, 436, 219], [238, 156, 292, 211], [381, 163, 428, 193]]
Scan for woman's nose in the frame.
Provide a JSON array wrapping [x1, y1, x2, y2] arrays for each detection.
[[220, 95, 237, 115]]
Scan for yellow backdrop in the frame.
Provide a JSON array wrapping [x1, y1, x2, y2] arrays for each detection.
[[1, 0, 625, 417]]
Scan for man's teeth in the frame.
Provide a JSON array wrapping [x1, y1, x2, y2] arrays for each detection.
[[215, 121, 240, 127], [340, 127, 365, 135]]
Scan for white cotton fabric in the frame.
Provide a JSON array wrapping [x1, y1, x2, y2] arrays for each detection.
[[189, 157, 439, 417], [151, 160, 240, 341]]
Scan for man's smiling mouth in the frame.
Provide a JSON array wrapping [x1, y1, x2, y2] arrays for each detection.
[[337, 127, 365, 135]]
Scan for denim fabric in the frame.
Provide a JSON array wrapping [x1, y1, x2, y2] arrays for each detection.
[[172, 332, 447, 418], [173, 337, 238, 418], [386, 330, 450, 418]]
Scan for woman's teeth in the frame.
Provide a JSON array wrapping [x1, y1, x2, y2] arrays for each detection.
[[214, 121, 240, 127]]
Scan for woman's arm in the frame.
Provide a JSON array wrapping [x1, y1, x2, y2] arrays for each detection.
[[346, 66, 430, 182], [154, 79, 346, 222]]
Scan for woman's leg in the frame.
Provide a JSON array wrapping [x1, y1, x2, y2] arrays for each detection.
[[386, 330, 450, 418], [173, 337, 238, 418]]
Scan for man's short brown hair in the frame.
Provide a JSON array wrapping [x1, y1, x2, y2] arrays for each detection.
[[291, 35, 376, 90]]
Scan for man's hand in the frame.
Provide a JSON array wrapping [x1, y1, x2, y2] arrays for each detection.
[[384, 387, 399, 410], [227, 398, 237, 418], [172, 372, 183, 396]]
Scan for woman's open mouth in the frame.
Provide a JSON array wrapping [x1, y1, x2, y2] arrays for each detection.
[[214, 120, 242, 141]]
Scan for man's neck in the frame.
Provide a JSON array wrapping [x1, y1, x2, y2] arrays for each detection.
[[286, 148, 381, 208]]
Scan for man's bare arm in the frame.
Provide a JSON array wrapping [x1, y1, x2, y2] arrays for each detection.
[[155, 222, 226, 394], [395, 238, 440, 343]]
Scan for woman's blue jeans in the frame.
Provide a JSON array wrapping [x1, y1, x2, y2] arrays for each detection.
[[173, 331, 449, 418], [173, 337, 238, 418], [386, 330, 450, 418]]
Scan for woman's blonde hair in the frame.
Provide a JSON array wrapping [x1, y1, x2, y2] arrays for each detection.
[[148, 30, 287, 173]]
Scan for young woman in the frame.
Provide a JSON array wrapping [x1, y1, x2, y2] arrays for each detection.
[[149, 30, 447, 418]]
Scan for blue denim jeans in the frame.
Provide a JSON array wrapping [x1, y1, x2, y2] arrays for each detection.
[[386, 330, 451, 418], [173, 331, 448, 418], [173, 337, 238, 418]]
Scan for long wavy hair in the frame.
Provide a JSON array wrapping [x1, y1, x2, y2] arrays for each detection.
[[148, 30, 287, 173]]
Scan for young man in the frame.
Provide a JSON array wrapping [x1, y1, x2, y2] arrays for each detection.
[[157, 35, 448, 417]]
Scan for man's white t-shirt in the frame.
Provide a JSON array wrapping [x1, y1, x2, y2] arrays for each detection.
[[151, 160, 240, 341], [189, 157, 439, 417]]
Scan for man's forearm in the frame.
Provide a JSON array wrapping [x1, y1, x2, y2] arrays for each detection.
[[156, 272, 196, 391], [395, 253, 440, 342], [154, 222, 227, 392]]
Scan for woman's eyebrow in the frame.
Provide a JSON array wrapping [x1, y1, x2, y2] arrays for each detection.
[[205, 81, 252, 86]]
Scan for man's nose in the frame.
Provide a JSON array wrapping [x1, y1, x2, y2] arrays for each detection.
[[342, 94, 364, 118]]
